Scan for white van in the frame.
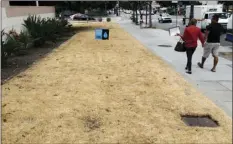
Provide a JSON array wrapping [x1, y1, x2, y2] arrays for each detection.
[[185, 5, 228, 31]]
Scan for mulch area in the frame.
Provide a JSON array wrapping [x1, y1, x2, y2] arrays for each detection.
[[1, 33, 76, 84]]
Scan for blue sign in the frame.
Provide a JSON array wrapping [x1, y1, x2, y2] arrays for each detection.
[[95, 29, 103, 40], [95, 29, 109, 40], [103, 32, 108, 39]]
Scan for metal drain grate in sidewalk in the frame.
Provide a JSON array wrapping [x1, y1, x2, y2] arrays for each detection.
[[158, 45, 172, 47], [181, 115, 219, 127]]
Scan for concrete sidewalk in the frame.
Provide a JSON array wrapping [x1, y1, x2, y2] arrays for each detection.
[[117, 20, 232, 117]]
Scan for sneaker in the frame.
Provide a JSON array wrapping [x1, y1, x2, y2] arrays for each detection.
[[186, 71, 192, 74], [197, 62, 203, 68]]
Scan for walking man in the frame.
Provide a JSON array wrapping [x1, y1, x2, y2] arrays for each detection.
[[197, 14, 224, 72]]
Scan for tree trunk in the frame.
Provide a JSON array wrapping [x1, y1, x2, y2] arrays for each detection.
[[118, 1, 120, 16], [132, 3, 136, 23], [132, 2, 135, 22], [146, 4, 148, 25], [132, 10, 135, 21], [149, 1, 152, 28], [139, 2, 143, 25], [135, 3, 138, 25], [139, 2, 142, 19], [226, 5, 229, 12]]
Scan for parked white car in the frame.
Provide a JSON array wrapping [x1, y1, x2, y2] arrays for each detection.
[[69, 13, 95, 21], [158, 13, 172, 23]]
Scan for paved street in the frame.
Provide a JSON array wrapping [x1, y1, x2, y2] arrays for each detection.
[[118, 16, 232, 117]]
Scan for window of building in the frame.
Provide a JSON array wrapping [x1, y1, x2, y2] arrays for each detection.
[[38, 1, 60, 6], [9, 1, 36, 6]]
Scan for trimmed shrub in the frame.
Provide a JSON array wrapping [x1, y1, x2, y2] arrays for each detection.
[[2, 29, 31, 57], [2, 15, 70, 67], [98, 17, 102, 22], [16, 30, 32, 55], [1, 30, 20, 66], [23, 15, 46, 47], [4, 30, 21, 56], [1, 30, 9, 66], [106, 17, 111, 22], [23, 15, 69, 47]]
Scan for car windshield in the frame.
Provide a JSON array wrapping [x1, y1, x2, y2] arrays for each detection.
[[209, 13, 228, 19], [162, 13, 169, 17]]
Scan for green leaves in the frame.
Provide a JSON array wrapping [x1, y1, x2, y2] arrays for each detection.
[[107, 17, 111, 22], [1, 15, 70, 67], [1, 29, 27, 66], [1, 30, 8, 66], [18, 30, 32, 50], [23, 15, 69, 47], [23, 15, 45, 47], [3, 29, 31, 57]]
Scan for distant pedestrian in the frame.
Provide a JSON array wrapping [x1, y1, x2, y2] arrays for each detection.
[[176, 18, 205, 74], [197, 14, 224, 72]]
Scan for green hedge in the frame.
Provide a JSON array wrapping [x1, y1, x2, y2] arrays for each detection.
[[1, 15, 71, 67], [107, 17, 111, 22]]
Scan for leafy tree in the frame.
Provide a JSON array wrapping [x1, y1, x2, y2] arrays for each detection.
[[157, 1, 201, 7], [120, 1, 133, 10], [218, 1, 233, 12], [125, 1, 153, 27], [156, 1, 175, 7], [149, 1, 152, 27], [54, 1, 117, 14]]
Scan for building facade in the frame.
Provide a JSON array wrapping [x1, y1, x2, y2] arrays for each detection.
[[1, 1, 55, 33]]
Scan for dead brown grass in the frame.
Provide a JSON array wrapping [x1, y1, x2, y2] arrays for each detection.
[[2, 22, 232, 144]]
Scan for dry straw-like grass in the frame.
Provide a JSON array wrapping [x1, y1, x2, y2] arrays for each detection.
[[2, 23, 232, 143]]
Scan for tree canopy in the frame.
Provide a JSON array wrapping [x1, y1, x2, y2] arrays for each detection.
[[218, 1, 233, 12], [156, 1, 202, 7], [53, 1, 117, 13]]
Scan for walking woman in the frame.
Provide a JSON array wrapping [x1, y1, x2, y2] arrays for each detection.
[[176, 19, 205, 74]]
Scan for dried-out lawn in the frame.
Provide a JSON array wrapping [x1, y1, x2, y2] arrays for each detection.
[[2, 23, 232, 143]]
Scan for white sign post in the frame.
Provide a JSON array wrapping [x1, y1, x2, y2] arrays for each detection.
[[85, 10, 89, 23]]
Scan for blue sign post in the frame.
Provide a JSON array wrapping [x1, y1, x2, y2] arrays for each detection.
[[95, 29, 109, 40]]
